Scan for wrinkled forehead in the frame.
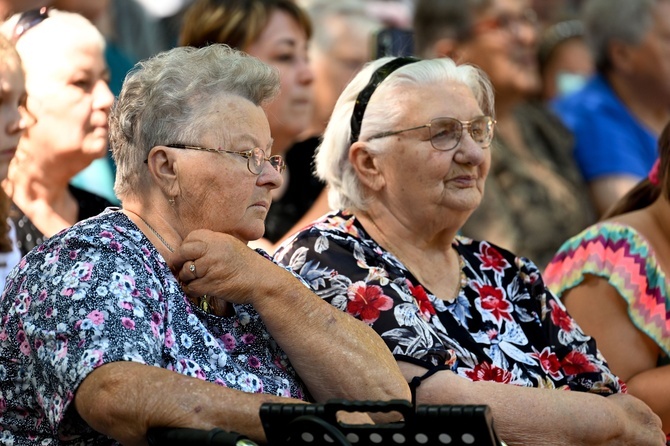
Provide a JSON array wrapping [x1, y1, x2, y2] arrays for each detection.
[[197, 94, 273, 148]]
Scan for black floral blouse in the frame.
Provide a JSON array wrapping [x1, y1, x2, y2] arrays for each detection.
[[274, 210, 622, 394]]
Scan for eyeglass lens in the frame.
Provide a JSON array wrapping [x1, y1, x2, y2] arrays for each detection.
[[249, 147, 285, 174], [429, 117, 494, 151]]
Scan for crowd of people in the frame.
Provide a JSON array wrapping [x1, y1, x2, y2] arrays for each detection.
[[0, 0, 668, 444]]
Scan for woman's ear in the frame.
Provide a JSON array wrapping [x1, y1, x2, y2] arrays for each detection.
[[433, 37, 462, 61], [146, 146, 180, 199], [349, 142, 385, 192]]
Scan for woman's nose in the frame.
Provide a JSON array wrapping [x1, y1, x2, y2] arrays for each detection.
[[8, 105, 35, 134], [257, 160, 284, 190], [95, 79, 115, 110]]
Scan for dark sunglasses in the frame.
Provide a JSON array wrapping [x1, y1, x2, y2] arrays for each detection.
[[349, 56, 420, 145], [11, 6, 49, 43]]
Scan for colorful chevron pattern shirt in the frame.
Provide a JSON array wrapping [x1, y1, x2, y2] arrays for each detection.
[[544, 222, 670, 361]]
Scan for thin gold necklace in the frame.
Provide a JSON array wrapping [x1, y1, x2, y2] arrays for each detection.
[[130, 211, 175, 253], [365, 215, 466, 301]]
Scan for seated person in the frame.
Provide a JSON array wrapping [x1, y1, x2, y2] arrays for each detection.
[[545, 121, 670, 438], [0, 8, 115, 256], [413, 0, 596, 269], [179, 0, 316, 250], [551, 0, 670, 215], [0, 34, 28, 289], [0, 44, 410, 445], [274, 56, 665, 445], [537, 19, 593, 102]]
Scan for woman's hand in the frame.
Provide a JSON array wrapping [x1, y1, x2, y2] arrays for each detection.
[[171, 229, 288, 307]]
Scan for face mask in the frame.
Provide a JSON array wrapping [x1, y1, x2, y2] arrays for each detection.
[[555, 71, 589, 97]]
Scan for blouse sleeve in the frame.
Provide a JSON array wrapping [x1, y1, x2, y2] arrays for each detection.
[[1, 228, 169, 431]]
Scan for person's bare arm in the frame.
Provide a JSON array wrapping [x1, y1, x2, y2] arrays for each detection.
[[75, 361, 305, 445], [627, 366, 670, 433], [589, 176, 641, 217], [398, 361, 665, 446], [563, 275, 670, 432], [174, 230, 411, 404]]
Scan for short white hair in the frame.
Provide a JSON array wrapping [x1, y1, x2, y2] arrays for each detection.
[[316, 56, 494, 211], [1, 8, 105, 56]]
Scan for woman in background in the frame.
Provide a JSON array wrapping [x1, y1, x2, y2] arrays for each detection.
[[0, 34, 29, 285], [1, 8, 115, 256], [545, 121, 670, 437]]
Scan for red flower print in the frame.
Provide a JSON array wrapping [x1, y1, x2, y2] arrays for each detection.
[[347, 282, 393, 324], [464, 362, 513, 383], [407, 280, 435, 321], [531, 347, 563, 379], [561, 350, 598, 376], [476, 244, 510, 273], [476, 284, 513, 322], [549, 300, 573, 332]]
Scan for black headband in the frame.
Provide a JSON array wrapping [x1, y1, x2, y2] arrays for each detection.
[[349, 57, 420, 145]]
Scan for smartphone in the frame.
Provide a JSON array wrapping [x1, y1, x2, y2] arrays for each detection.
[[372, 27, 415, 59]]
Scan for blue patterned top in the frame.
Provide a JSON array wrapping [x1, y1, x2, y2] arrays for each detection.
[[0, 209, 305, 445]]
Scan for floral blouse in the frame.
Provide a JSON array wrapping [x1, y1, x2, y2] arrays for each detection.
[[274, 210, 622, 394], [0, 210, 305, 446]]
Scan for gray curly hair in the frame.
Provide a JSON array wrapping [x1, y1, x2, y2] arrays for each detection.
[[316, 56, 494, 212], [110, 44, 280, 200]]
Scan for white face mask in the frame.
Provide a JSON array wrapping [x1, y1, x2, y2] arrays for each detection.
[[555, 71, 589, 97]]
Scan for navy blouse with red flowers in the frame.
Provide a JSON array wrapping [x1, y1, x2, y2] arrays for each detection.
[[274, 210, 622, 393]]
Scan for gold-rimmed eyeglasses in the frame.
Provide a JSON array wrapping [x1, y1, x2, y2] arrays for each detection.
[[366, 116, 496, 151], [165, 143, 286, 175]]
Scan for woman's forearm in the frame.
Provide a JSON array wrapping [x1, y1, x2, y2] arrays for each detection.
[[75, 361, 306, 445], [626, 364, 670, 433], [399, 362, 663, 446], [253, 267, 411, 404]]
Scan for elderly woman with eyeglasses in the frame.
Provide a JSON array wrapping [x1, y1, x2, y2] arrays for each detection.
[[0, 44, 410, 445], [274, 56, 666, 445]]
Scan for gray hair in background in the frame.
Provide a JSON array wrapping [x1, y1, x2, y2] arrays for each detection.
[[0, 8, 106, 57], [110, 44, 280, 200], [301, 0, 379, 52], [413, 0, 491, 58], [316, 56, 495, 211], [581, 0, 658, 73]]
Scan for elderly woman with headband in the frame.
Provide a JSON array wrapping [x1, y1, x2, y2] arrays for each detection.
[[0, 44, 409, 445], [274, 56, 665, 445], [545, 122, 670, 439]]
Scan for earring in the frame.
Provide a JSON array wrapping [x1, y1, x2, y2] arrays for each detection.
[[168, 197, 175, 207]]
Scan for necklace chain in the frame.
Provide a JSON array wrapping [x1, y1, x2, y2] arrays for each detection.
[[136, 214, 175, 253], [366, 216, 466, 300]]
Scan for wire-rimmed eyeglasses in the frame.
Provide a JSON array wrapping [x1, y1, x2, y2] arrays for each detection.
[[165, 143, 286, 175], [366, 116, 496, 151], [11, 6, 49, 43]]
